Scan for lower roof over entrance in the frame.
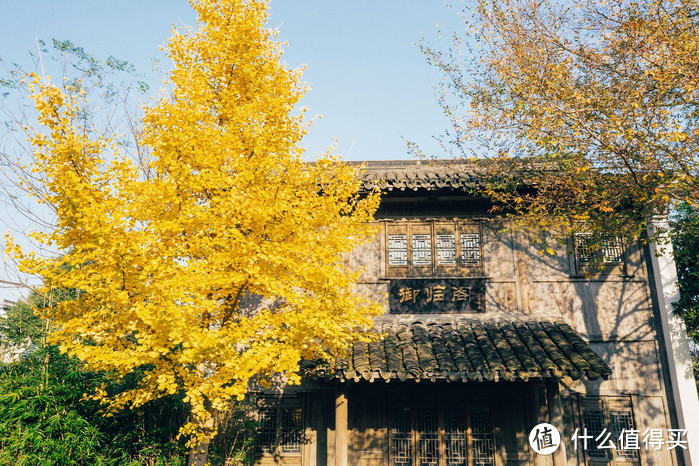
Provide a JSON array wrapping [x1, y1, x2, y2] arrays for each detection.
[[322, 320, 611, 383]]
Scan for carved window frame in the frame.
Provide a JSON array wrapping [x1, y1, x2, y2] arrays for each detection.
[[255, 395, 304, 460], [572, 233, 628, 276], [389, 394, 494, 466], [580, 396, 639, 464], [385, 220, 483, 278]]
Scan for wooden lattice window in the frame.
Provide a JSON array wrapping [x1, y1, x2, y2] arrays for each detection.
[[581, 397, 639, 464], [256, 396, 303, 459], [611, 410, 638, 461], [572, 233, 629, 276], [470, 409, 495, 465], [582, 410, 609, 460], [437, 234, 457, 265], [413, 234, 433, 266], [386, 220, 482, 278], [391, 408, 413, 466], [388, 234, 409, 266], [257, 407, 277, 456], [390, 399, 493, 466], [417, 407, 441, 464], [279, 406, 303, 454], [460, 233, 481, 264], [444, 411, 468, 465], [575, 233, 623, 264]]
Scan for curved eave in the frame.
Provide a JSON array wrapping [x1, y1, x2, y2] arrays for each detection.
[[307, 319, 611, 384]]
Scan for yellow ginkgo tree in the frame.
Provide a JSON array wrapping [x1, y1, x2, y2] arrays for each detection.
[[6, 0, 381, 461]]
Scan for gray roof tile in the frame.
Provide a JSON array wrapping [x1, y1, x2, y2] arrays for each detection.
[[353, 160, 482, 192], [312, 320, 611, 383]]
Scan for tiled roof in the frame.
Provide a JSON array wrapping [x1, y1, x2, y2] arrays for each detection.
[[313, 320, 610, 383], [354, 160, 482, 192]]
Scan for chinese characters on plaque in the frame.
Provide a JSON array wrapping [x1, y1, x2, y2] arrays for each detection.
[[389, 279, 486, 314]]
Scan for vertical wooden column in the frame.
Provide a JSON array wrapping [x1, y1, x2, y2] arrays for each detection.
[[335, 387, 348, 466], [545, 379, 568, 466], [529, 383, 547, 466]]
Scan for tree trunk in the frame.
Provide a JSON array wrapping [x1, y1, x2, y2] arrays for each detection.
[[188, 438, 211, 466], [188, 412, 215, 466]]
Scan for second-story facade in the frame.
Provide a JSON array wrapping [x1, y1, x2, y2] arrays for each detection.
[[254, 160, 698, 466]]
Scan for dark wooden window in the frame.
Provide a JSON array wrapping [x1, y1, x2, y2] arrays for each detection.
[[470, 409, 495, 466], [386, 220, 483, 278], [391, 407, 413, 466], [610, 410, 638, 461], [256, 396, 303, 459], [582, 410, 608, 460], [390, 397, 494, 466], [581, 397, 639, 464], [444, 410, 468, 465]]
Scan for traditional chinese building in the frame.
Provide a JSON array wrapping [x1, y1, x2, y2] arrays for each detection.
[[254, 160, 699, 466]]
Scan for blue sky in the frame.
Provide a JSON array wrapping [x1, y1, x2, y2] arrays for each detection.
[[1, 1, 464, 161], [0, 1, 466, 301]]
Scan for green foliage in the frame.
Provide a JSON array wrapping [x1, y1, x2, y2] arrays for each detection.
[[0, 289, 79, 348], [0, 294, 264, 465], [671, 203, 699, 384], [673, 203, 699, 338], [0, 346, 191, 465], [0, 346, 109, 465], [0, 300, 43, 347], [0, 297, 190, 465], [206, 400, 259, 465]]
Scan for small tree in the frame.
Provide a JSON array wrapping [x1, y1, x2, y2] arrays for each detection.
[[6, 0, 380, 462], [422, 0, 698, 245]]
